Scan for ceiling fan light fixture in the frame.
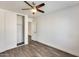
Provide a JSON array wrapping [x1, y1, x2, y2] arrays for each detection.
[[31, 8, 37, 14], [23, 1, 45, 14]]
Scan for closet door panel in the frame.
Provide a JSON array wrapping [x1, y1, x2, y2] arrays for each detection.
[[5, 11, 17, 50]]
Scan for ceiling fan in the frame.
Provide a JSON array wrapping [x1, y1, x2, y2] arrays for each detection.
[[22, 1, 45, 14]]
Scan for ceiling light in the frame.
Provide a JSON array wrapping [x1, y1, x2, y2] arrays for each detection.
[[31, 8, 37, 14]]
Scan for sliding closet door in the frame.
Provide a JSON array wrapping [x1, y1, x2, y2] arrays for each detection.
[[17, 15, 24, 45], [5, 11, 17, 50], [0, 11, 5, 52]]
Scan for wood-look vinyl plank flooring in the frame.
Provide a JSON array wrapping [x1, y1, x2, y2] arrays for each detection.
[[0, 40, 76, 57]]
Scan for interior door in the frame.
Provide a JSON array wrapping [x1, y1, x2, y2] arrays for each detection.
[[28, 22, 32, 44]]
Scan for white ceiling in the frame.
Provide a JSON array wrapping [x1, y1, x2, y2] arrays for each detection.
[[0, 1, 79, 17]]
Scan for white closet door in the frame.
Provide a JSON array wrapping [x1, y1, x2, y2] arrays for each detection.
[[0, 11, 5, 52], [5, 11, 17, 50], [17, 15, 23, 44], [17, 25, 23, 43]]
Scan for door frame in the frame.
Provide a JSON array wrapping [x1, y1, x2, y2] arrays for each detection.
[[17, 14, 25, 46]]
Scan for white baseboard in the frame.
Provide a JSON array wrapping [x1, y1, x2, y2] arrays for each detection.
[[34, 40, 78, 57]]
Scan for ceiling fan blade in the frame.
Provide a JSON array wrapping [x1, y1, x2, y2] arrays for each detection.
[[37, 9, 44, 13], [36, 3, 45, 8], [24, 1, 33, 8], [22, 8, 32, 10]]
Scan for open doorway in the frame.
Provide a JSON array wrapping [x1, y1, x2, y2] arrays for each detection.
[[28, 22, 32, 44], [17, 15, 25, 46]]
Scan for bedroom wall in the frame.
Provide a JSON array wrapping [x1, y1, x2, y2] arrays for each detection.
[[33, 4, 79, 56], [0, 8, 28, 52]]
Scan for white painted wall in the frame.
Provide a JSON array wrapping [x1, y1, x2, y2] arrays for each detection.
[[0, 9, 17, 52], [24, 15, 28, 44], [0, 10, 5, 52], [5, 11, 17, 51], [28, 18, 33, 22], [31, 19, 37, 40], [0, 8, 28, 53], [34, 4, 79, 56]]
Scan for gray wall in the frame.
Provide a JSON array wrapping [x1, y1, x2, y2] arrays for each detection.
[[33, 4, 79, 56]]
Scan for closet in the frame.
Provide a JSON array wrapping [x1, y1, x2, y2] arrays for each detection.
[[17, 15, 24, 45], [0, 9, 28, 53]]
